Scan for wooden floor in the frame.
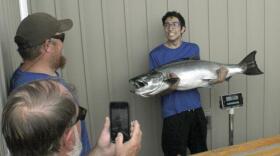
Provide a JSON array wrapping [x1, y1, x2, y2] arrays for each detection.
[[193, 135, 280, 156]]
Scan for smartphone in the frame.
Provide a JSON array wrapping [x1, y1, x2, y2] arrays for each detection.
[[110, 101, 130, 143]]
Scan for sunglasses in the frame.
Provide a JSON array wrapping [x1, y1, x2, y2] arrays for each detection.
[[51, 33, 65, 42], [75, 106, 87, 124]]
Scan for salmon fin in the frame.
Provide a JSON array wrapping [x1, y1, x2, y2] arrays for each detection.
[[239, 51, 263, 75]]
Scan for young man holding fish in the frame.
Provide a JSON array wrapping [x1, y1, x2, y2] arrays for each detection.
[[149, 11, 228, 156]]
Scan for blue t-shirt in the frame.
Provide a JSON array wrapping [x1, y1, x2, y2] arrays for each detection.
[[149, 42, 202, 118], [9, 67, 91, 156]]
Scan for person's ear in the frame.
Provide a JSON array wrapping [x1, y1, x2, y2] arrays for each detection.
[[42, 40, 53, 53], [181, 26, 186, 34], [62, 127, 75, 151]]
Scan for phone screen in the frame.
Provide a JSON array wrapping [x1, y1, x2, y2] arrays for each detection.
[[110, 102, 130, 142]]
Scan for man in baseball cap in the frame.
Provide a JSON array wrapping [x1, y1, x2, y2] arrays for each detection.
[[15, 12, 73, 47], [10, 12, 92, 156]]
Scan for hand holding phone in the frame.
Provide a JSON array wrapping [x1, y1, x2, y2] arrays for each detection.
[[90, 117, 142, 156], [110, 102, 130, 143]]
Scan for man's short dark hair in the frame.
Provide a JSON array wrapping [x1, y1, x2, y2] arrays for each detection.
[[16, 43, 43, 60], [2, 80, 77, 156], [162, 11, 186, 28]]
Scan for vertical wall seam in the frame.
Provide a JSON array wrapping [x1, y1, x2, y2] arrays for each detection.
[[262, 0, 265, 138], [76, 0, 93, 141], [54, 0, 63, 77], [0, 1, 11, 155], [123, 0, 130, 82], [227, 0, 230, 94], [123, 0, 137, 121], [100, 0, 112, 100], [123, 0, 137, 124], [245, 0, 248, 142], [1, 0, 22, 154], [53, 0, 57, 17], [145, 0, 155, 154], [206, 0, 213, 149], [187, 0, 191, 41], [208, 0, 214, 149], [27, 0, 31, 13], [145, 0, 150, 50], [1, 0, 12, 80], [28, 0, 32, 13]]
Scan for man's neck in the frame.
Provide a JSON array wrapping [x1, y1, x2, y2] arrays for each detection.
[[20, 61, 57, 76], [164, 39, 182, 49]]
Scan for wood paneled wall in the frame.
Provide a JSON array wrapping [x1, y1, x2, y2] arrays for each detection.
[[0, 0, 20, 155], [1, 0, 280, 155], [0, 44, 8, 156]]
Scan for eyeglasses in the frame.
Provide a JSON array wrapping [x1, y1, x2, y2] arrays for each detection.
[[51, 33, 65, 42], [75, 106, 87, 124], [163, 22, 181, 28]]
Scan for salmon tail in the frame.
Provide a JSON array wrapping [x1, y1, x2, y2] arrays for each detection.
[[239, 50, 263, 75]]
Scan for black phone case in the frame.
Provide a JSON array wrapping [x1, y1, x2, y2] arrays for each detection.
[[110, 101, 130, 143]]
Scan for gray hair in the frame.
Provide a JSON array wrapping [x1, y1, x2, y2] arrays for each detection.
[[2, 80, 77, 156]]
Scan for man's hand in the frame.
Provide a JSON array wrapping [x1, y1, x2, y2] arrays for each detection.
[[167, 73, 180, 90], [216, 66, 228, 83], [89, 118, 142, 156], [115, 120, 142, 156], [210, 66, 229, 85], [90, 117, 115, 156]]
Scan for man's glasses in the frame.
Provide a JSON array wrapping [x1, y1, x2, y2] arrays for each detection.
[[51, 33, 65, 42], [75, 106, 87, 124], [163, 22, 181, 28]]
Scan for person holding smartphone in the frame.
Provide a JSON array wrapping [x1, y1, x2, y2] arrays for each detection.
[[2, 80, 142, 156], [149, 11, 228, 156]]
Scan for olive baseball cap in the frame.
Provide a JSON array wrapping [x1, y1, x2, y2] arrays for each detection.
[[15, 12, 73, 48]]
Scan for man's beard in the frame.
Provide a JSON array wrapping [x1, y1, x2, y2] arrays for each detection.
[[51, 55, 66, 70], [67, 125, 82, 156], [58, 55, 66, 69]]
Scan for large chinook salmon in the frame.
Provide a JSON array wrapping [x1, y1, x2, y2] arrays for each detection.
[[129, 51, 263, 97]]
